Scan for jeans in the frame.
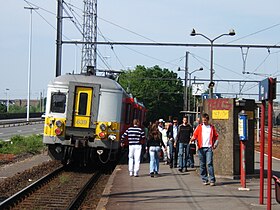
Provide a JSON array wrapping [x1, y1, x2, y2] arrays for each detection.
[[168, 140, 177, 167], [128, 145, 142, 176], [149, 146, 161, 173], [178, 143, 189, 169], [198, 147, 215, 183]]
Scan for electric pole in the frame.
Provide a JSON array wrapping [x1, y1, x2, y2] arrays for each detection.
[[81, 0, 97, 75], [184, 51, 189, 112]]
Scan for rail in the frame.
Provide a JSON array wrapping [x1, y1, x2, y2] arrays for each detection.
[[0, 165, 65, 209], [0, 165, 102, 209]]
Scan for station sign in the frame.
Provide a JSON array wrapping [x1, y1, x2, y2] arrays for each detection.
[[202, 93, 221, 99], [259, 77, 276, 101]]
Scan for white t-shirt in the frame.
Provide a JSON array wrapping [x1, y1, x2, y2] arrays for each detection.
[[158, 125, 164, 133], [202, 124, 211, 148], [161, 129, 168, 144], [173, 126, 178, 140]]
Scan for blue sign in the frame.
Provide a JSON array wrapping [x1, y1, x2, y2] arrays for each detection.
[[238, 112, 248, 141], [259, 77, 277, 101], [202, 93, 221, 99], [259, 78, 269, 101]]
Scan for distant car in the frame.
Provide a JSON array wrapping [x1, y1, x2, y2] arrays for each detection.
[[41, 113, 46, 119]]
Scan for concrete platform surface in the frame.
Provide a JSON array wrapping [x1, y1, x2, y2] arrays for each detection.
[[97, 153, 280, 210]]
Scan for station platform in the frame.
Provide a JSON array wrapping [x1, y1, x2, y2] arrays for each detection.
[[97, 152, 280, 210]]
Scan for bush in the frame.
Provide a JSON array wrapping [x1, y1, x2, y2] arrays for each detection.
[[0, 135, 45, 155]]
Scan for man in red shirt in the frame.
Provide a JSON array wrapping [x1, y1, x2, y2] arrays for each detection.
[[190, 113, 219, 186]]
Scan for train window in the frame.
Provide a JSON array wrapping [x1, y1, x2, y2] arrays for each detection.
[[50, 92, 66, 113], [125, 104, 131, 124], [78, 93, 88, 115]]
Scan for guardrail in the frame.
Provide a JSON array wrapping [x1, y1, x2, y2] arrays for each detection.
[[0, 112, 44, 120], [0, 118, 44, 128]]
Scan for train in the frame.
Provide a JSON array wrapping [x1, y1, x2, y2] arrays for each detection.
[[43, 73, 146, 165]]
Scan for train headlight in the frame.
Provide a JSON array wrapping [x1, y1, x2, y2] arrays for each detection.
[[99, 123, 106, 131], [55, 128, 63, 136], [108, 134, 116, 141], [99, 132, 106, 139], [56, 120, 63, 127]]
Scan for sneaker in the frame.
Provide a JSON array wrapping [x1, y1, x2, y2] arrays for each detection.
[[203, 181, 209, 185], [129, 172, 133, 177], [150, 172, 154, 177], [134, 174, 139, 177], [178, 168, 183, 172], [154, 172, 159, 177], [210, 182, 215, 186]]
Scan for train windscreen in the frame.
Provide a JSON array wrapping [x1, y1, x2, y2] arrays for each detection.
[[50, 92, 66, 113]]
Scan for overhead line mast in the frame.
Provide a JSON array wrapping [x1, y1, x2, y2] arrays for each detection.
[[55, 0, 63, 77], [81, 0, 97, 75], [55, 0, 98, 76]]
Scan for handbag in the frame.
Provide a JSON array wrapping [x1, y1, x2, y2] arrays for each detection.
[[189, 143, 196, 155]]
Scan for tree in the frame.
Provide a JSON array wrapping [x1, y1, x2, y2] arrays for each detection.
[[118, 65, 184, 122], [0, 104, 7, 113], [8, 104, 26, 113]]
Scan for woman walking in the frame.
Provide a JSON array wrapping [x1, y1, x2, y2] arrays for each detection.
[[146, 123, 167, 177]]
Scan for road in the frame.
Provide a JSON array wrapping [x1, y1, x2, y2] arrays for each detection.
[[0, 123, 44, 141]]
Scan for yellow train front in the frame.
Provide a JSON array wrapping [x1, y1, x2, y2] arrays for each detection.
[[43, 74, 145, 165]]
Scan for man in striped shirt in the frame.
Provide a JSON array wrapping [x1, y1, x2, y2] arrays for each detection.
[[121, 119, 145, 177]]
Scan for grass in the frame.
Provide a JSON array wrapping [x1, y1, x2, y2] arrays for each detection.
[[0, 135, 45, 155], [59, 175, 70, 184]]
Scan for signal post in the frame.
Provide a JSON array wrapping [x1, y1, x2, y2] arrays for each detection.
[[259, 77, 277, 210]]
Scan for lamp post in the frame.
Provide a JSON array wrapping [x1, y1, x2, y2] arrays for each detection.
[[190, 29, 235, 98], [5, 88, 9, 112], [188, 67, 203, 111], [24, 6, 38, 122]]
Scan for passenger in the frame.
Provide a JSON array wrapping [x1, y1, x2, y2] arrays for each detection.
[[193, 117, 201, 131], [174, 116, 193, 172], [167, 117, 179, 168], [161, 123, 170, 164], [141, 121, 149, 162], [146, 123, 167, 177], [190, 113, 219, 186], [158, 119, 164, 133], [187, 117, 201, 168], [121, 119, 145, 177]]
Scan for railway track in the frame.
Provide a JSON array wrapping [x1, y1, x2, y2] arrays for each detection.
[[0, 165, 102, 209], [262, 128, 280, 144]]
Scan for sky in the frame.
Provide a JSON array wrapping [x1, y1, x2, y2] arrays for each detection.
[[1, 0, 280, 101]]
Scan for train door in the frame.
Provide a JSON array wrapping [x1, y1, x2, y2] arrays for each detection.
[[73, 87, 93, 128]]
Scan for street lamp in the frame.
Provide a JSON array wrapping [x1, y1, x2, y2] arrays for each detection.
[[188, 67, 203, 111], [190, 28, 235, 98], [5, 88, 9, 112], [24, 6, 38, 122]]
